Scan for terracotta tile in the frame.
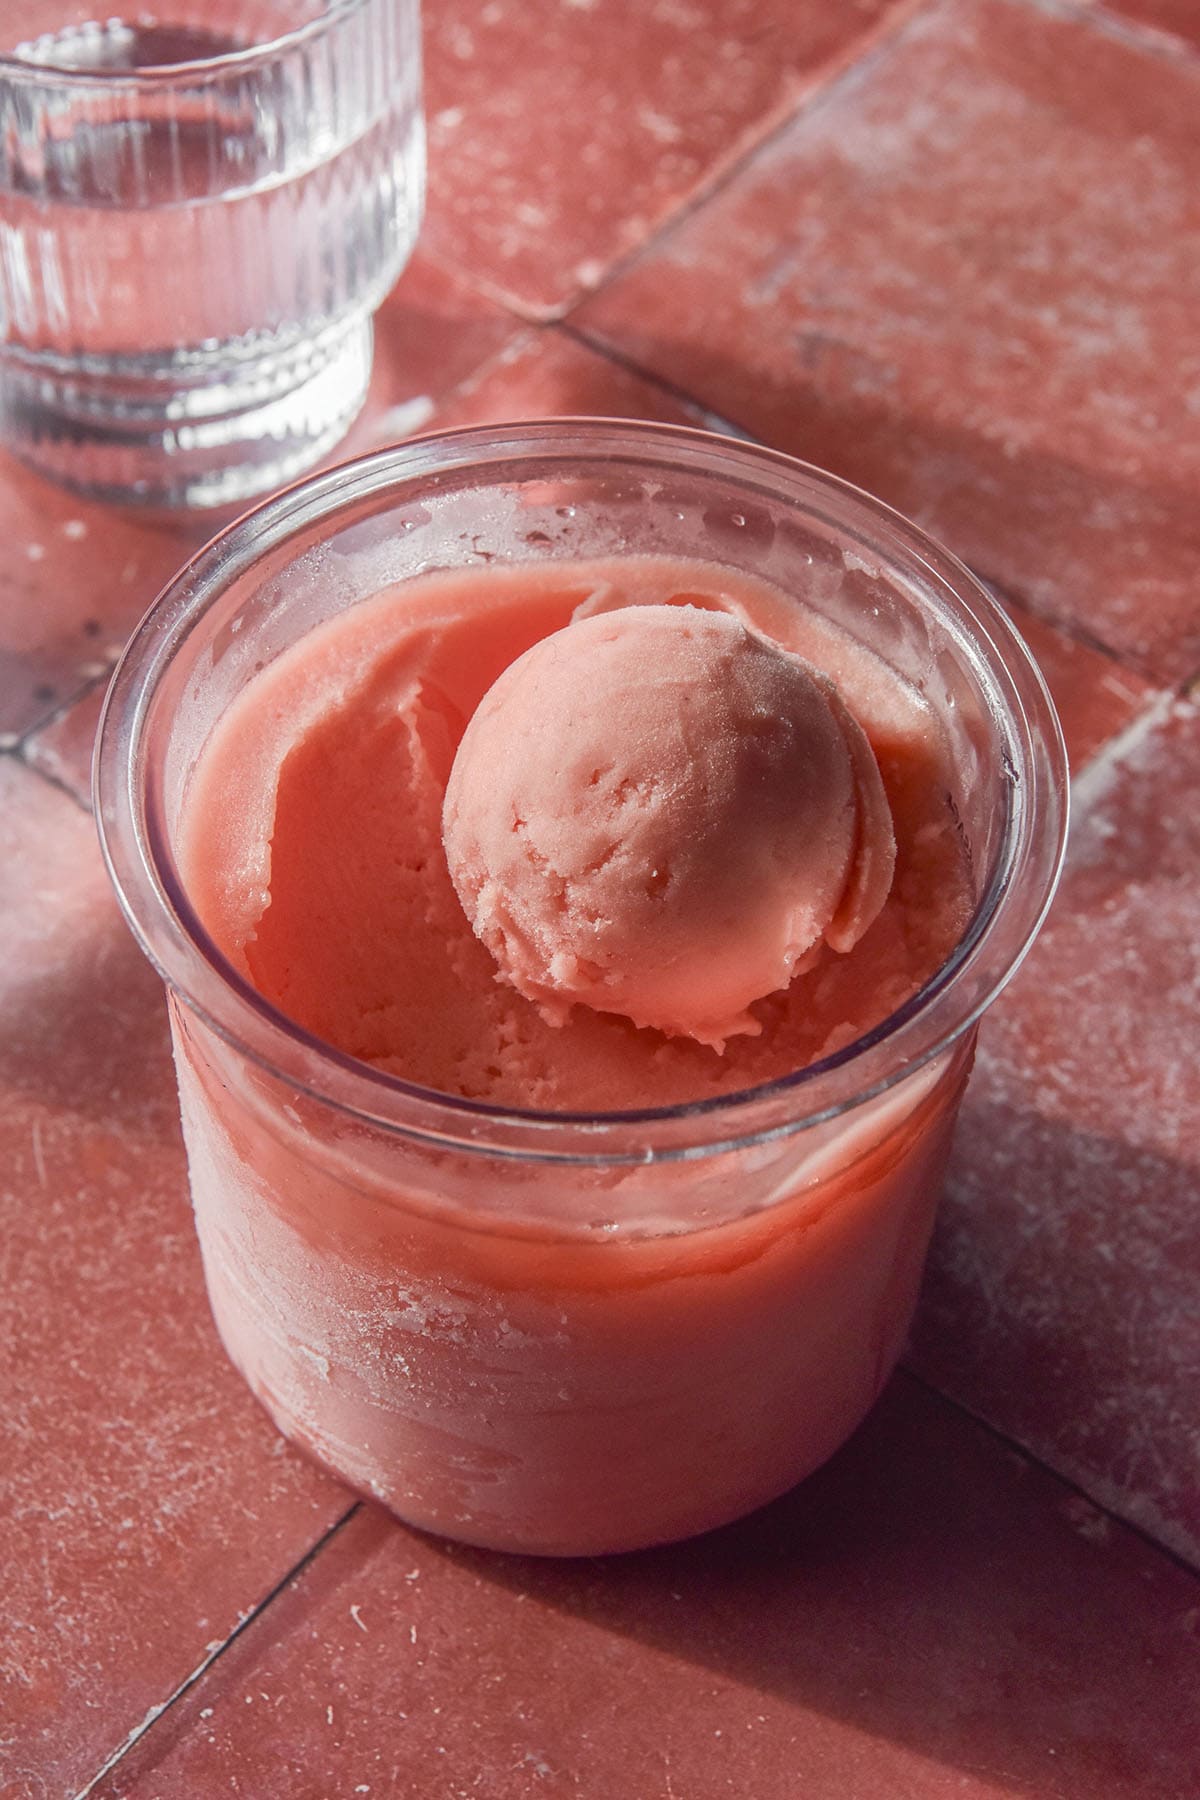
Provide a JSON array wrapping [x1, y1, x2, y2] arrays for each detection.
[[95, 1376, 1200, 1800], [578, 0, 1200, 681], [0, 255, 518, 745], [1087, 0, 1200, 53], [335, 251, 521, 457], [429, 326, 712, 432], [422, 0, 922, 318], [997, 598, 1161, 774], [911, 696, 1200, 1566], [21, 678, 107, 810], [0, 467, 211, 744], [0, 763, 351, 1798]]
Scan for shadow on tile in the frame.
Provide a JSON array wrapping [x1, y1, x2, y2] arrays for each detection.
[[423, 1373, 1197, 1797], [81, 1200, 1199, 1795], [915, 1093, 1200, 1568]]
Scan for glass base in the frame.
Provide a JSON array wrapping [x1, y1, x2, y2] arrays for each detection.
[[0, 315, 374, 509]]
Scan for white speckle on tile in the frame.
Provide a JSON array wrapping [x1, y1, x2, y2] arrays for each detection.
[[638, 107, 683, 146], [369, 396, 435, 443], [1060, 1493, 1112, 1545], [25, 542, 45, 561], [62, 519, 87, 540], [350, 1603, 368, 1633]]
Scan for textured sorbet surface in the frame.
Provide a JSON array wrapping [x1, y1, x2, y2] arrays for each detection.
[[442, 604, 897, 1049], [179, 556, 973, 1112]]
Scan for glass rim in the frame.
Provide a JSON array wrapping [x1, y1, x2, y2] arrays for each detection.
[[0, 0, 368, 83], [95, 418, 1070, 1165]]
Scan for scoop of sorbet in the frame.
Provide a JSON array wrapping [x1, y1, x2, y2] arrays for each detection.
[[442, 604, 896, 1049]]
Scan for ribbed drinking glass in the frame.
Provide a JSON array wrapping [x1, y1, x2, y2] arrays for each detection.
[[0, 0, 424, 506]]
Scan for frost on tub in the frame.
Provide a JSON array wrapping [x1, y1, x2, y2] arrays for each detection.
[[167, 554, 977, 1553]]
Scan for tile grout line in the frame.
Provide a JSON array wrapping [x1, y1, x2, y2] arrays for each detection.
[[1017, 0, 1200, 67], [73, 1501, 363, 1800], [982, 590, 1175, 692], [3, 662, 114, 816], [13, 747, 93, 816], [558, 0, 948, 326], [1, 729, 94, 814], [15, 662, 113, 751], [973, 571, 1181, 690], [74, 1368, 1200, 1798], [439, 322, 544, 398], [6, 651, 116, 748], [1067, 684, 1182, 818], [555, 317, 765, 439], [434, 0, 948, 328], [900, 1363, 1200, 1582]]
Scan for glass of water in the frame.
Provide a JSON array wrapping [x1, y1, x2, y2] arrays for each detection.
[[0, 0, 424, 507]]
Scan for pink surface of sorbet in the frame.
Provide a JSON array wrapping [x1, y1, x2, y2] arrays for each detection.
[[180, 555, 972, 1112], [170, 552, 978, 1553], [442, 604, 896, 1049]]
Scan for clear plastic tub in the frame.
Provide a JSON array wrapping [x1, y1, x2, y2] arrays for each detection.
[[96, 422, 1068, 1553]]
